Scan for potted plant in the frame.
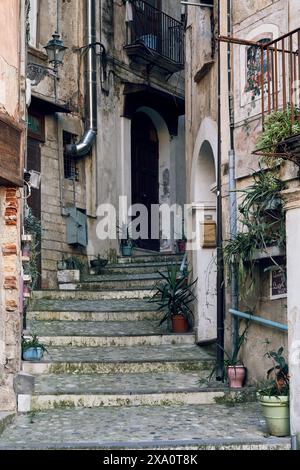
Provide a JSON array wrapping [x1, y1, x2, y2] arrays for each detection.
[[225, 326, 248, 388], [224, 169, 286, 296], [176, 221, 187, 253], [118, 223, 135, 257], [22, 333, 47, 361], [57, 256, 85, 285], [256, 106, 300, 157], [150, 265, 197, 333], [90, 255, 108, 275], [176, 235, 187, 253], [209, 325, 248, 388], [57, 255, 68, 270], [257, 347, 290, 437]]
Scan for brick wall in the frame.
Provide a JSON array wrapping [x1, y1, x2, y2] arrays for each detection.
[[0, 187, 21, 411]]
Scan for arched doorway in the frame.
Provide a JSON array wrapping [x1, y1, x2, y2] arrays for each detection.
[[131, 111, 160, 251], [191, 118, 218, 342]]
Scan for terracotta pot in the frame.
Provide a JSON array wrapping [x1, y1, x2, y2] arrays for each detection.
[[171, 314, 189, 333], [177, 240, 186, 253], [227, 365, 246, 388]]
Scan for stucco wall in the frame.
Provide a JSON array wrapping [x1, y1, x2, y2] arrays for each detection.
[[186, 0, 292, 381], [0, 0, 20, 117]]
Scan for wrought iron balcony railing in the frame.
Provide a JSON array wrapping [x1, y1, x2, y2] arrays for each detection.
[[259, 28, 300, 126], [125, 0, 184, 73]]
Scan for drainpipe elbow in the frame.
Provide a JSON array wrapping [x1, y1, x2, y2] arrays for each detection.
[[65, 128, 97, 158]]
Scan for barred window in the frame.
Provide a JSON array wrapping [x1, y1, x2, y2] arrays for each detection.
[[63, 131, 78, 180]]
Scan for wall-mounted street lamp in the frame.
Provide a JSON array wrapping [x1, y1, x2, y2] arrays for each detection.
[[27, 31, 67, 87], [44, 32, 68, 71]]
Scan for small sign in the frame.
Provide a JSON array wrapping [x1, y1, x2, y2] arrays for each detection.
[[200, 221, 216, 248], [270, 267, 287, 300]]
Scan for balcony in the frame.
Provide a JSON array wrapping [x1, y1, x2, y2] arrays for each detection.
[[255, 28, 300, 164], [124, 0, 184, 75]]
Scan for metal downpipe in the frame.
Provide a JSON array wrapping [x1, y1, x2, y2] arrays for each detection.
[[216, 0, 225, 380], [66, 0, 97, 157]]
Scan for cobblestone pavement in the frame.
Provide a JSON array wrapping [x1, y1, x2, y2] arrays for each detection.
[[27, 320, 169, 336], [40, 344, 214, 363], [33, 372, 220, 395], [0, 404, 290, 449]]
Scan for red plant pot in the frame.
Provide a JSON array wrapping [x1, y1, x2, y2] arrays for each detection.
[[177, 240, 186, 253], [171, 314, 189, 333], [227, 365, 246, 388]]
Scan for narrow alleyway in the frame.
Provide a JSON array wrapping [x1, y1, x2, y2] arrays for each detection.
[[0, 254, 290, 449]]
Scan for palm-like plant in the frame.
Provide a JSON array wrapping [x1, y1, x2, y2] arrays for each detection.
[[150, 265, 197, 327], [258, 347, 289, 397]]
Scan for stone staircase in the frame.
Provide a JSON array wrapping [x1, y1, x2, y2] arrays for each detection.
[[1, 253, 289, 449], [20, 253, 224, 412]]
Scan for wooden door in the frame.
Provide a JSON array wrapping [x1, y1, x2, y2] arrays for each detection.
[[131, 112, 160, 251]]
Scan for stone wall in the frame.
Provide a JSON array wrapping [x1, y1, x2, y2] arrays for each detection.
[[0, 188, 21, 411]]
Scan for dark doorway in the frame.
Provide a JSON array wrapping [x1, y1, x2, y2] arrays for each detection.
[[131, 112, 160, 251]]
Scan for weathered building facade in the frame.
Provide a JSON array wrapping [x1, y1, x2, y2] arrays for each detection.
[[0, 0, 26, 410], [186, 0, 300, 444], [26, 0, 186, 289]]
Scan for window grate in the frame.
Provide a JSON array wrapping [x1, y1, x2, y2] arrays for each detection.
[[63, 131, 78, 180]]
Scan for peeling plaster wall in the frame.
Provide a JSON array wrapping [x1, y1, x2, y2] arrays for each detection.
[[186, 0, 291, 380], [0, 0, 25, 411], [186, 2, 229, 343], [228, 0, 291, 381], [0, 0, 20, 118]]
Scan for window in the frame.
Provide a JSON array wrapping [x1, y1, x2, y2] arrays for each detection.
[[63, 131, 78, 180], [28, 0, 40, 48]]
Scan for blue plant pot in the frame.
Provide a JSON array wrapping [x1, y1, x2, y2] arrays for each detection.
[[22, 347, 44, 361], [122, 245, 132, 257]]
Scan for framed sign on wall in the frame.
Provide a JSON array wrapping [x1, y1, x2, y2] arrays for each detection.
[[270, 266, 287, 300]]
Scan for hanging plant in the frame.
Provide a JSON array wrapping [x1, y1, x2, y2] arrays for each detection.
[[256, 106, 300, 167], [224, 169, 287, 297]]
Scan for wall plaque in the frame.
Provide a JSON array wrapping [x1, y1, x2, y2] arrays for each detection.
[[200, 221, 217, 248]]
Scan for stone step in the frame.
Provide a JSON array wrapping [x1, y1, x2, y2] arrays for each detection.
[[26, 320, 194, 347], [32, 372, 215, 395], [22, 344, 214, 375], [27, 309, 161, 322], [77, 273, 162, 290], [26, 372, 228, 411], [32, 289, 152, 301], [116, 253, 184, 264], [25, 372, 228, 412], [29, 391, 226, 411], [0, 404, 291, 450], [27, 319, 167, 336], [102, 261, 181, 275], [27, 299, 160, 322]]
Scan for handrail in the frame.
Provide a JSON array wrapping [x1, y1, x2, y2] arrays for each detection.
[[229, 309, 288, 332]]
